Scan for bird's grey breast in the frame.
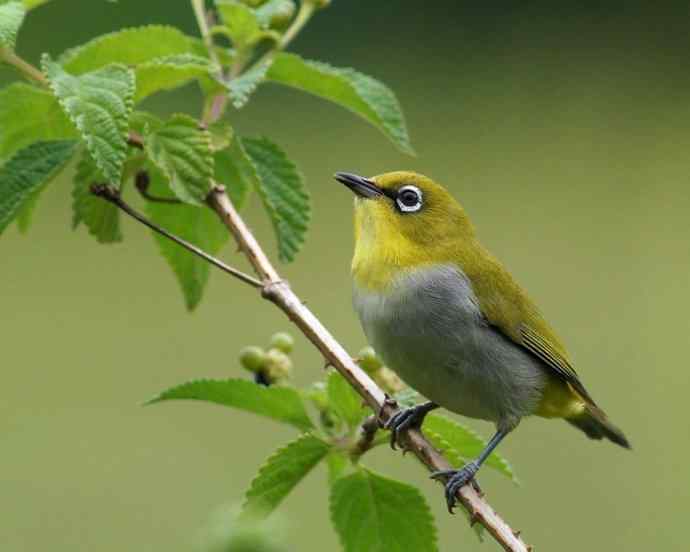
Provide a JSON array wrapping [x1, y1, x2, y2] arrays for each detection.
[[353, 264, 545, 427]]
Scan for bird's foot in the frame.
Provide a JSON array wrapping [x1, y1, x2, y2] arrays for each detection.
[[430, 461, 480, 513], [384, 402, 436, 450]]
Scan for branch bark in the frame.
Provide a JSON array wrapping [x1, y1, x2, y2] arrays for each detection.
[[206, 186, 530, 552]]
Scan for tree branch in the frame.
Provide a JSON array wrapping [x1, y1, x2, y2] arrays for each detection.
[[91, 184, 263, 289], [206, 186, 531, 552]]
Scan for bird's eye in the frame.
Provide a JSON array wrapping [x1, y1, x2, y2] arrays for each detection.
[[395, 185, 423, 213]]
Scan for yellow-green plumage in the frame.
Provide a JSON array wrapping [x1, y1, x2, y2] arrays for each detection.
[[348, 171, 629, 446]]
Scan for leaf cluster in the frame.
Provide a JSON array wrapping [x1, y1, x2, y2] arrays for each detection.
[[0, 0, 411, 309]]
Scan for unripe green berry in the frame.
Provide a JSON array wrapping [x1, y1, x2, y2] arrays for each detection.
[[239, 345, 267, 373], [269, 331, 294, 353], [264, 348, 292, 382], [357, 346, 382, 374]]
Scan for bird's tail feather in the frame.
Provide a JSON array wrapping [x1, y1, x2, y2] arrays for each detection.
[[566, 404, 631, 449]]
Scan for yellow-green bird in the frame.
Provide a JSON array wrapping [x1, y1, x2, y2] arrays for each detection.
[[334, 170, 630, 511]]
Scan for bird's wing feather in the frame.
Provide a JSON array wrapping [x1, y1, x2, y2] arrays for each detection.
[[461, 249, 597, 406]]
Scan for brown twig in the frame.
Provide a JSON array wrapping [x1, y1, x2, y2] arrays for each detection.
[[350, 415, 380, 459], [91, 184, 263, 289], [134, 170, 182, 204]]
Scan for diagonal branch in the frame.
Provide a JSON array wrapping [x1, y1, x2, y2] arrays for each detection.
[[206, 186, 531, 552], [91, 184, 263, 289]]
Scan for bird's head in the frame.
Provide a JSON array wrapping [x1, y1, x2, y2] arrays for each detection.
[[335, 171, 475, 288]]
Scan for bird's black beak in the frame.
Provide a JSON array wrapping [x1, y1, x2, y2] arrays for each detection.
[[334, 172, 383, 199]]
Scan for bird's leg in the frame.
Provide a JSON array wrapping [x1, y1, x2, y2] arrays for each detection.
[[384, 401, 439, 450], [430, 428, 509, 513]]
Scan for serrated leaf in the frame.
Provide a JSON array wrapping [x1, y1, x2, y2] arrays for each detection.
[[0, 83, 77, 163], [214, 144, 253, 208], [267, 53, 414, 155], [14, 186, 39, 233], [43, 56, 134, 184], [215, 0, 262, 50], [144, 166, 227, 309], [0, 1, 24, 49], [135, 54, 213, 103], [326, 452, 349, 485], [423, 414, 516, 481], [71, 152, 121, 243], [60, 25, 196, 75], [144, 113, 213, 205], [241, 434, 331, 520], [148, 378, 314, 431], [240, 136, 309, 262], [227, 61, 269, 108], [0, 140, 77, 235], [327, 370, 367, 431], [330, 467, 438, 552]]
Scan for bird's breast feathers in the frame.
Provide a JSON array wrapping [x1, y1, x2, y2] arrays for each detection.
[[353, 263, 549, 425]]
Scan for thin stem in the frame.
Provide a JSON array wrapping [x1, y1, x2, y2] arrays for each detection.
[[350, 415, 380, 460], [202, 0, 319, 126], [0, 47, 47, 86], [91, 184, 263, 289], [279, 1, 316, 50], [191, 0, 220, 68]]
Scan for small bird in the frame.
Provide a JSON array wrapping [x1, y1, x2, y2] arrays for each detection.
[[334, 170, 630, 511]]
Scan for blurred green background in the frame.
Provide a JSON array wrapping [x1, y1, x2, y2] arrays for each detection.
[[2, 1, 689, 550]]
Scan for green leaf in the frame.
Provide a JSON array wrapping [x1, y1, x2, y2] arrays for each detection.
[[14, 186, 39, 233], [423, 414, 516, 481], [71, 152, 121, 243], [43, 56, 135, 184], [0, 140, 77, 235], [60, 25, 197, 75], [227, 61, 269, 108], [215, 0, 262, 50], [214, 144, 253, 208], [330, 467, 438, 552], [144, 113, 213, 205], [327, 370, 367, 431], [0, 83, 77, 163], [145, 167, 227, 309], [267, 53, 414, 155], [241, 434, 331, 520], [241, 136, 309, 262], [148, 378, 314, 431], [135, 54, 213, 103], [0, 1, 24, 49], [326, 451, 350, 485]]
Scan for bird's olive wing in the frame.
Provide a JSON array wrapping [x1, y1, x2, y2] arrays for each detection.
[[466, 254, 597, 406]]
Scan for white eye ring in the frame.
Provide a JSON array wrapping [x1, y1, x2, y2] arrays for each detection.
[[396, 185, 423, 213]]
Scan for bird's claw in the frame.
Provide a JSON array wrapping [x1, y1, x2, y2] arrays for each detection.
[[430, 462, 480, 513], [384, 404, 428, 450]]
